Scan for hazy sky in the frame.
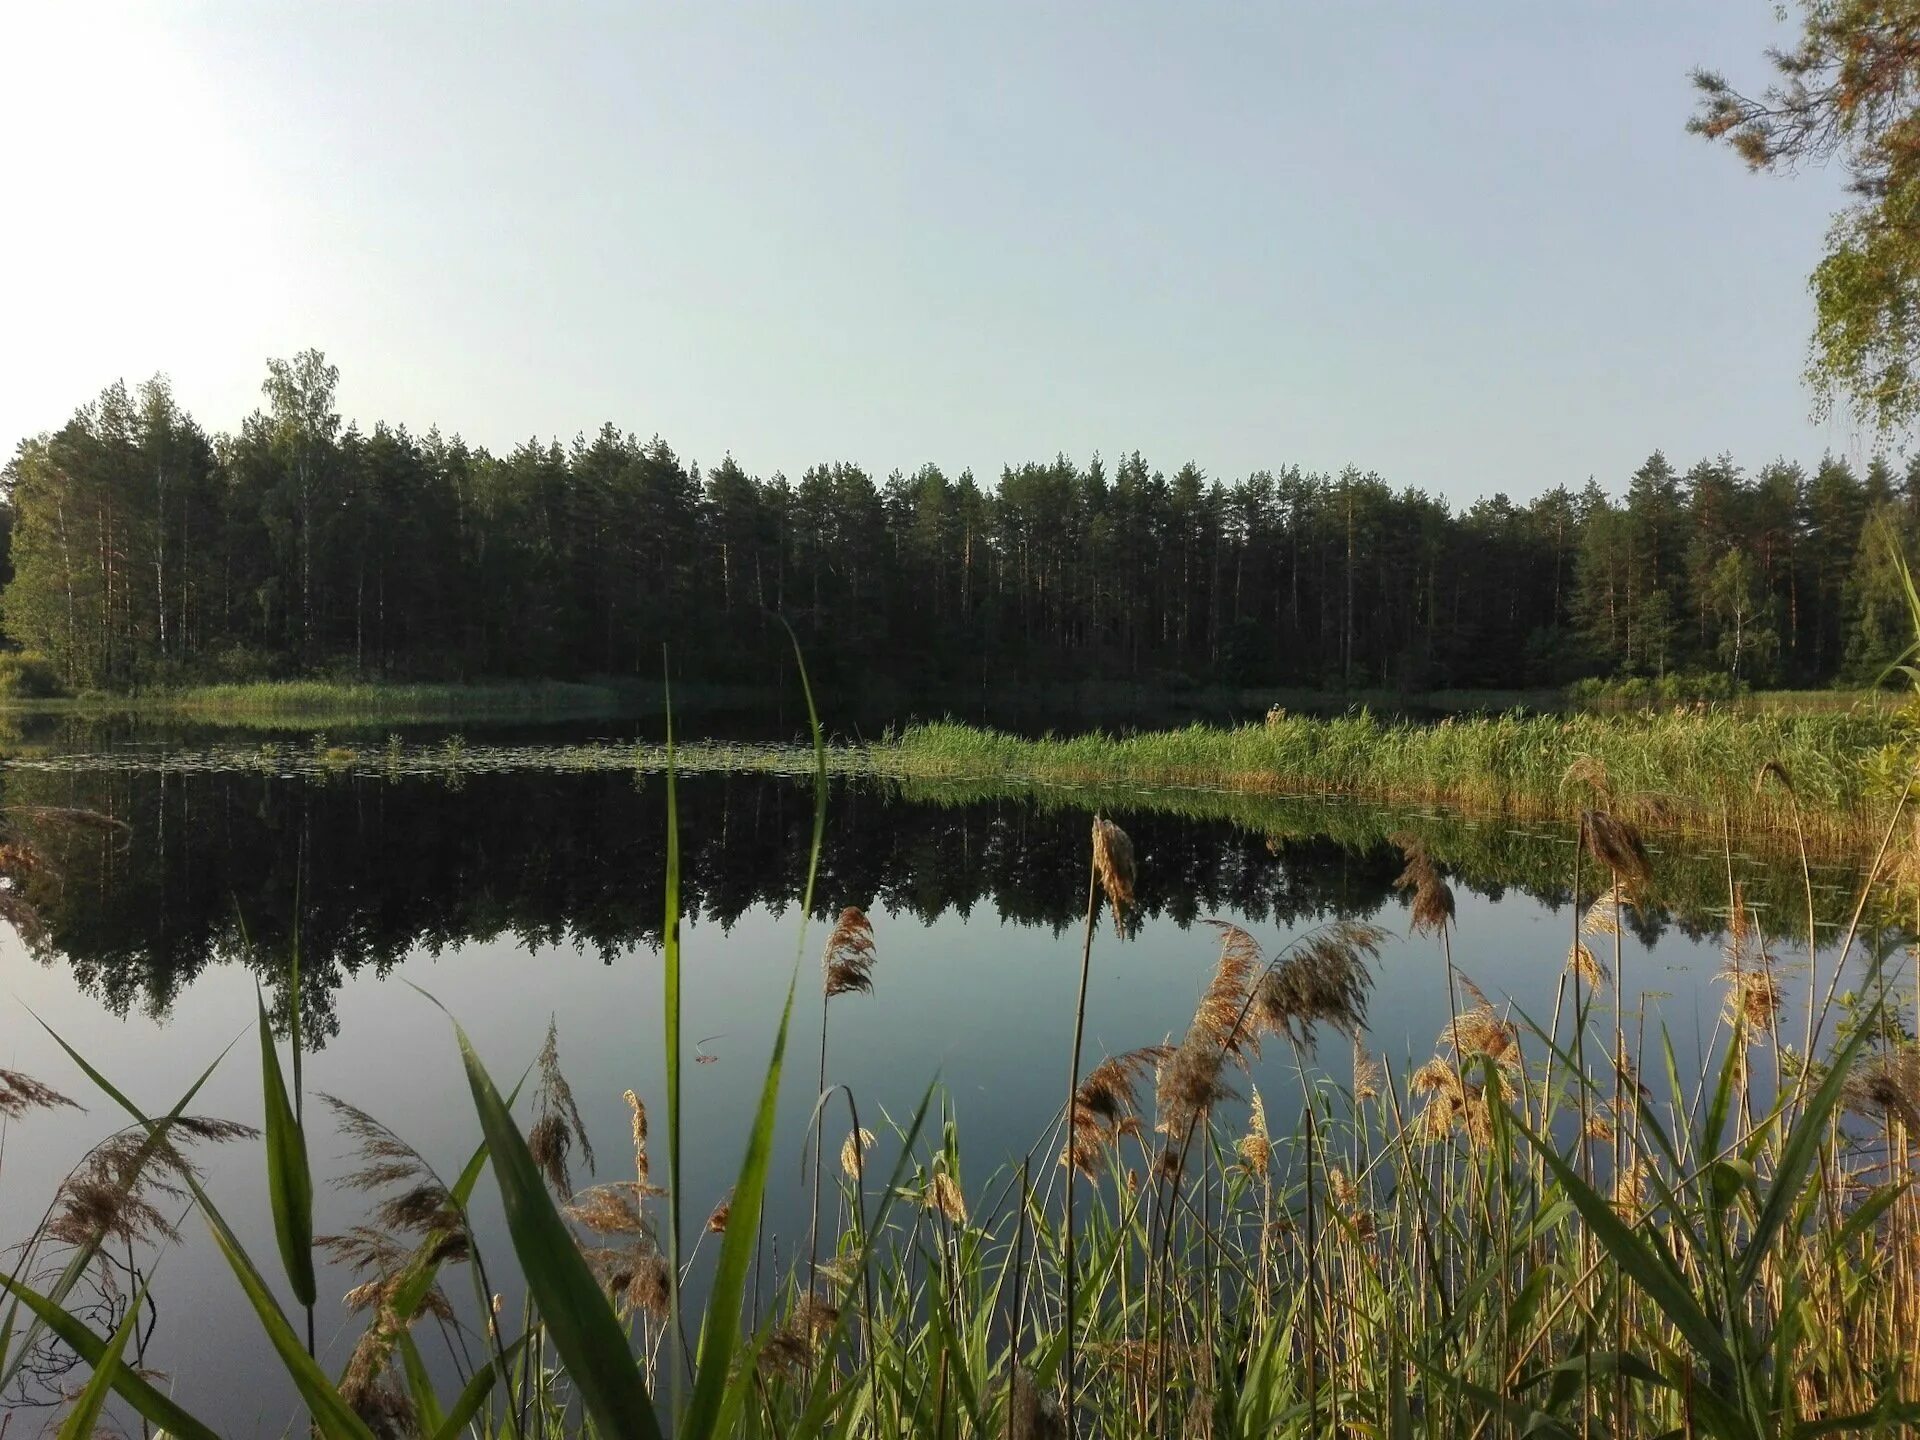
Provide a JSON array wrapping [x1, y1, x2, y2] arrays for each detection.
[[0, 4, 1867, 503]]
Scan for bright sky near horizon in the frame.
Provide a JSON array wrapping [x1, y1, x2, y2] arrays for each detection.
[[0, 4, 1873, 503]]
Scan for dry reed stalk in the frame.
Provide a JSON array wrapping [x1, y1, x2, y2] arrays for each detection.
[[814, 906, 878, 1303], [1065, 814, 1135, 1439]]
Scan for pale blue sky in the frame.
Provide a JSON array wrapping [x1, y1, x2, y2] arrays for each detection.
[[0, 4, 1864, 501]]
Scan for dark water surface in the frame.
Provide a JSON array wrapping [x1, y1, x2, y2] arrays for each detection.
[[0, 757, 1881, 1431]]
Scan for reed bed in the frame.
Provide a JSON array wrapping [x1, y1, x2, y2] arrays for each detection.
[[879, 707, 1902, 852]]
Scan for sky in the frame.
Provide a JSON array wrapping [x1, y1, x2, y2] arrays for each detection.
[[0, 3, 1870, 504]]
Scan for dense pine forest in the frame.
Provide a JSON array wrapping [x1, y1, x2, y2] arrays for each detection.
[[3, 349, 1917, 695]]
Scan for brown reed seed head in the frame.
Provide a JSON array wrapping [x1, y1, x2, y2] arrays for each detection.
[[822, 906, 877, 998], [1075, 1044, 1172, 1127], [840, 1126, 876, 1181], [1561, 755, 1613, 805], [1410, 1056, 1491, 1147], [1753, 759, 1794, 797], [585, 1242, 672, 1320], [1581, 810, 1652, 893], [1351, 1040, 1383, 1102], [566, 1182, 654, 1235], [0, 1067, 77, 1119], [1392, 837, 1455, 935], [532, 1018, 594, 1198], [1091, 815, 1137, 937], [1567, 941, 1609, 988], [1717, 956, 1783, 1035], [623, 1088, 654, 1190], [1155, 1033, 1240, 1142], [707, 1193, 731, 1233], [1251, 921, 1383, 1053], [1195, 920, 1262, 1059], [1613, 1160, 1650, 1222], [340, 1317, 417, 1440], [922, 1168, 968, 1224], [1843, 1044, 1920, 1136], [1236, 1087, 1272, 1173], [50, 1118, 254, 1250]]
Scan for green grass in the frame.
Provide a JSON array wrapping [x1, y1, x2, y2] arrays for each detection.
[[874, 707, 1908, 852], [2, 678, 629, 725]]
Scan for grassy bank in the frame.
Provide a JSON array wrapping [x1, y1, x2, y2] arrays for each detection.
[[876, 708, 1907, 851], [0, 678, 636, 726]]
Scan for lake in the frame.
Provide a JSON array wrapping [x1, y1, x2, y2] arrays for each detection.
[[0, 727, 1885, 1431]]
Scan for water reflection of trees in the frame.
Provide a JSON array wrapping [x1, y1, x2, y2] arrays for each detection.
[[0, 769, 1865, 1042]]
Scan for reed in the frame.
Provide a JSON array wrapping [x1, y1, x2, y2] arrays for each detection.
[[877, 704, 1904, 854]]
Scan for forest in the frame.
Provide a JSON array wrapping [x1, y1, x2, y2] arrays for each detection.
[[4, 349, 1918, 696]]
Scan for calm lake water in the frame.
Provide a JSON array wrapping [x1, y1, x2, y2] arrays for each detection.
[[0, 736, 1885, 1431]]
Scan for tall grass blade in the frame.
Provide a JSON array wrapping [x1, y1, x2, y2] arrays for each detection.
[[1735, 988, 1878, 1294], [426, 1334, 531, 1440], [456, 1022, 662, 1440], [682, 972, 800, 1440], [1514, 1112, 1736, 1376], [0, 1273, 218, 1440], [662, 650, 685, 1411], [257, 986, 316, 1309], [56, 1273, 154, 1440]]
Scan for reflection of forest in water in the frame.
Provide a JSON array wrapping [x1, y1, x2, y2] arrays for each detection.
[[0, 766, 1874, 1042]]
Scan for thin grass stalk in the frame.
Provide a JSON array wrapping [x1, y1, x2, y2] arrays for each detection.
[[1061, 844, 1099, 1440]]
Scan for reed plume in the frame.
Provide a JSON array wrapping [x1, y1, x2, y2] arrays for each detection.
[[529, 1017, 593, 1200], [1561, 754, 1614, 805], [1718, 955, 1783, 1035], [1194, 921, 1263, 1059], [759, 1294, 840, 1377], [1092, 815, 1137, 938], [584, 1241, 673, 1320], [1065, 1044, 1169, 1176], [1411, 1057, 1492, 1148], [49, 1118, 254, 1251], [339, 1313, 417, 1440], [822, 906, 877, 998], [1236, 1087, 1272, 1175], [815, 907, 878, 1297], [1567, 941, 1608, 988], [623, 1088, 663, 1193], [1843, 1043, 1920, 1136], [923, 1167, 968, 1225], [1249, 921, 1383, 1053], [565, 1182, 655, 1237], [841, 1127, 876, 1182], [1393, 836, 1455, 934], [0, 1067, 76, 1120], [1582, 810, 1652, 894], [1351, 1040, 1383, 1102]]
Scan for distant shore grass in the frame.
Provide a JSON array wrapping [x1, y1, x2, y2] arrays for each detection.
[[0, 678, 633, 726], [872, 710, 1905, 852]]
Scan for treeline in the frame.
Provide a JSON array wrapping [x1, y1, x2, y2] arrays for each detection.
[[4, 349, 1919, 693]]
